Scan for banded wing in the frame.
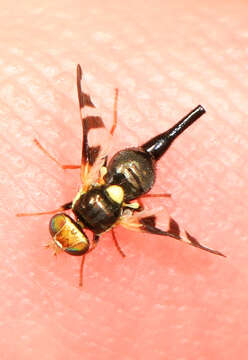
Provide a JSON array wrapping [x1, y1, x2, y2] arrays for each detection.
[[119, 205, 225, 257], [76, 64, 113, 188]]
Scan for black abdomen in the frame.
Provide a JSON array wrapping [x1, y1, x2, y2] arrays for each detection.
[[105, 148, 155, 201]]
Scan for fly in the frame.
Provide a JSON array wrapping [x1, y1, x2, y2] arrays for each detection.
[[17, 65, 225, 286]]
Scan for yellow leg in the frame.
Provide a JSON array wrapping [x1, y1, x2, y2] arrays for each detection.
[[111, 229, 126, 258], [16, 201, 72, 217], [34, 138, 80, 169], [110, 88, 119, 135]]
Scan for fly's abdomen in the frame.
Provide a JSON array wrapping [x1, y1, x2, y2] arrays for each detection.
[[72, 185, 124, 234], [105, 148, 155, 201]]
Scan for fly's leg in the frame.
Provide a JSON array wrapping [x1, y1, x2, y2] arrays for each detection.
[[34, 139, 80, 169], [34, 86, 119, 171], [79, 234, 100, 287], [110, 88, 119, 136], [79, 255, 86, 287], [16, 201, 72, 217], [141, 193, 171, 199], [111, 228, 126, 258]]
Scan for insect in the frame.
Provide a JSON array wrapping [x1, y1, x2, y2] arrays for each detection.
[[17, 64, 225, 286]]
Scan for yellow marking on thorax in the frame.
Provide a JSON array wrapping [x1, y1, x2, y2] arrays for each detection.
[[106, 185, 124, 204], [72, 187, 85, 208]]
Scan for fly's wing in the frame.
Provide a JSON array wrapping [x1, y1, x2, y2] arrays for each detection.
[[119, 205, 225, 257], [76, 64, 112, 188], [119, 206, 167, 231]]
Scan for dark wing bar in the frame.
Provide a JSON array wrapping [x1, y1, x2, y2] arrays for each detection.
[[76, 64, 105, 167]]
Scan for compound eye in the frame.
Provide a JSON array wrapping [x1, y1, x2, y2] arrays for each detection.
[[49, 213, 89, 256], [49, 213, 66, 237], [64, 243, 88, 256]]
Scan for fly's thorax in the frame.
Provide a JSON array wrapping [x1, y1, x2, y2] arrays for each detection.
[[104, 148, 156, 201], [72, 184, 124, 234], [72, 187, 85, 209], [49, 213, 89, 256]]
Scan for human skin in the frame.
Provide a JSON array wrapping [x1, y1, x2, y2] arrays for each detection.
[[0, 0, 247, 359]]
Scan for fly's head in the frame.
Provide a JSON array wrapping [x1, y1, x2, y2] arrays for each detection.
[[48, 213, 89, 256]]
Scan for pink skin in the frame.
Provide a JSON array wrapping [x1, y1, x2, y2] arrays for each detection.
[[1, 1, 247, 359]]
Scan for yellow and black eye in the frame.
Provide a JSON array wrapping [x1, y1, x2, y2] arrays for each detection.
[[49, 213, 66, 237], [49, 213, 89, 256]]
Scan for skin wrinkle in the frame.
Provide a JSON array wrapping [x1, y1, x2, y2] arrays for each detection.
[[0, 112, 71, 206], [1, 1, 247, 360], [135, 8, 248, 125], [5, 67, 85, 170]]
